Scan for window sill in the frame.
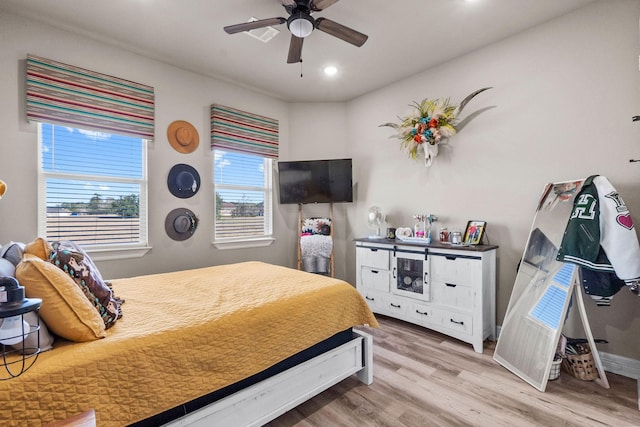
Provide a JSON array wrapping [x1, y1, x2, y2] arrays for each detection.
[[213, 237, 275, 250], [85, 245, 152, 261]]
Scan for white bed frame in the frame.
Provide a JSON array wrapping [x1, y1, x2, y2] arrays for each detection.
[[164, 329, 373, 427]]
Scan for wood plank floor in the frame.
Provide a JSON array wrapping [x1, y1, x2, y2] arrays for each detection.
[[268, 315, 640, 427]]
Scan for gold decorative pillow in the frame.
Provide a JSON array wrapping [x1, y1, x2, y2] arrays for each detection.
[[23, 237, 52, 260], [15, 254, 106, 342]]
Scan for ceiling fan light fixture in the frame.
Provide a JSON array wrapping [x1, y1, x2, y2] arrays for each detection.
[[287, 12, 315, 38]]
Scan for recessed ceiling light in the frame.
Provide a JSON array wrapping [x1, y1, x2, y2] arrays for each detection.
[[324, 65, 338, 76]]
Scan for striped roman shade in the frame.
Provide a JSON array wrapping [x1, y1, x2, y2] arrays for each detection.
[[26, 54, 155, 139], [211, 104, 279, 159]]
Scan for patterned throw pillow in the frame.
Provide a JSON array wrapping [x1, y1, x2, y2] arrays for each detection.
[[301, 217, 332, 236], [49, 240, 123, 329]]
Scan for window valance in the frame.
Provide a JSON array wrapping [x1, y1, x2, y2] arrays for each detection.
[[211, 104, 279, 159], [26, 54, 155, 139]]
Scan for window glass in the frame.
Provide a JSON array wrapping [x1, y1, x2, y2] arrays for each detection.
[[38, 123, 148, 248], [214, 150, 272, 241]]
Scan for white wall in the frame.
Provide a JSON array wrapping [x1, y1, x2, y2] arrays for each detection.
[[342, 0, 640, 359], [0, 11, 294, 279], [283, 103, 351, 278]]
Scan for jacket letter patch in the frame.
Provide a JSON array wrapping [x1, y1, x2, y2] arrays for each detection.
[[571, 194, 596, 220]]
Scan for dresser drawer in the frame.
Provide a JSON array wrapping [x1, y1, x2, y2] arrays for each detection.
[[407, 302, 439, 327], [383, 295, 409, 315], [360, 267, 389, 292], [359, 289, 386, 313], [438, 310, 473, 335], [432, 281, 475, 310], [430, 253, 482, 286], [357, 246, 390, 269]]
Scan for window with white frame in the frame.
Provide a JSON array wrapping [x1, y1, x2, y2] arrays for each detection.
[[213, 149, 273, 242], [210, 104, 278, 246], [38, 123, 148, 250], [26, 54, 154, 256]]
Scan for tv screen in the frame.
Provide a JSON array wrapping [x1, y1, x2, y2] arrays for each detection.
[[277, 159, 353, 204]]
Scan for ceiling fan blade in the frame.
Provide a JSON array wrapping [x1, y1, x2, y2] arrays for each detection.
[[224, 17, 286, 34], [315, 17, 368, 47], [310, 0, 340, 11], [287, 35, 304, 63]]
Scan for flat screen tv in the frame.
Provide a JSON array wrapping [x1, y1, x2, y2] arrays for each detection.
[[277, 158, 353, 204]]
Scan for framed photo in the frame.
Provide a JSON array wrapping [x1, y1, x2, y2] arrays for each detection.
[[464, 220, 486, 245]]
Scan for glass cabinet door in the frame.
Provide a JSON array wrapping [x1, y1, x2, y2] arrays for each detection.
[[392, 249, 430, 301]]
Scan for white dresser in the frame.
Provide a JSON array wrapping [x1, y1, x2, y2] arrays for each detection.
[[355, 238, 497, 353]]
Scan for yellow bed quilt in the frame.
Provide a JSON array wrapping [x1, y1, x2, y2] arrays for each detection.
[[1, 261, 377, 426]]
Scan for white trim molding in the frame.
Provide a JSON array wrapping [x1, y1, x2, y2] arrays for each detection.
[[599, 351, 640, 380]]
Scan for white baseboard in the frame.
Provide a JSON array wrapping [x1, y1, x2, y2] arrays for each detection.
[[494, 325, 639, 380], [600, 352, 640, 379]]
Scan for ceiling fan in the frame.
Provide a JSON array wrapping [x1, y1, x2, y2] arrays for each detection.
[[223, 0, 368, 64]]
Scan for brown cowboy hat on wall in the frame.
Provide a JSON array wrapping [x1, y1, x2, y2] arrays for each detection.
[[167, 120, 199, 154]]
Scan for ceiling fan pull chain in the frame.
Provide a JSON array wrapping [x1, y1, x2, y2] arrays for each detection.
[[300, 59, 303, 78]]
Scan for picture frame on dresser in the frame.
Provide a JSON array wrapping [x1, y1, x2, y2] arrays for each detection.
[[464, 220, 486, 245]]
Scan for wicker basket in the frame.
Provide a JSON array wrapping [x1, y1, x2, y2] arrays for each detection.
[[561, 345, 598, 381]]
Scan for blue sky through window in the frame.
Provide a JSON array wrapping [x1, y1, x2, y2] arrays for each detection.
[[40, 124, 143, 205], [214, 150, 267, 205]]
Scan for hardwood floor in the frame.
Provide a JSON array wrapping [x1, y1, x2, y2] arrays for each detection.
[[268, 316, 640, 426]]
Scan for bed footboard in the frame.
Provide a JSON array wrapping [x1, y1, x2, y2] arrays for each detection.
[[164, 329, 374, 427]]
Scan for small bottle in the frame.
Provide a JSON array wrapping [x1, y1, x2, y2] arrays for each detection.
[[439, 227, 449, 242]]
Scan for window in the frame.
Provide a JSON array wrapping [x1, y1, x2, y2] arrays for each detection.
[[213, 150, 273, 245], [210, 103, 278, 248], [38, 123, 148, 256]]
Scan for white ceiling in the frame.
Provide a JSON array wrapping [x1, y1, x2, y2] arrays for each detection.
[[1, 0, 597, 102]]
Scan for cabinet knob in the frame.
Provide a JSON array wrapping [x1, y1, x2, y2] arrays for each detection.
[[390, 303, 401, 309], [365, 296, 375, 301], [450, 318, 464, 325], [416, 310, 428, 316]]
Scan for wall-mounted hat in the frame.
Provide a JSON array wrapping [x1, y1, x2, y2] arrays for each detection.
[[168, 164, 200, 199], [165, 208, 198, 241], [167, 120, 199, 154]]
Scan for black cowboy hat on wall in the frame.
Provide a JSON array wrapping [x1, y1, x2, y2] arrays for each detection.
[[167, 164, 200, 199], [165, 208, 198, 241]]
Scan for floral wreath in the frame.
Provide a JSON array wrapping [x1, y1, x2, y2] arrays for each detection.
[[380, 87, 491, 167]]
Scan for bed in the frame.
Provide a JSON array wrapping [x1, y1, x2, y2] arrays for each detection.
[[1, 255, 378, 426]]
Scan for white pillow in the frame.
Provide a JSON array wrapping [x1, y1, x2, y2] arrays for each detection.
[[0, 258, 15, 278], [8, 312, 54, 353], [0, 242, 25, 266]]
